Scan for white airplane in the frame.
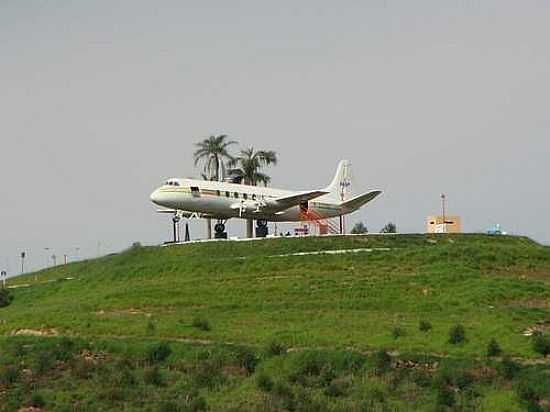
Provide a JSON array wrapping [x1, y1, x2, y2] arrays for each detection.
[[150, 160, 382, 236]]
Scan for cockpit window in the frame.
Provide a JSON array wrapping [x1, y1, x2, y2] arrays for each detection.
[[165, 180, 180, 186]]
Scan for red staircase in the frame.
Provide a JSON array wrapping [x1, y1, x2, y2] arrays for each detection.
[[299, 208, 341, 235]]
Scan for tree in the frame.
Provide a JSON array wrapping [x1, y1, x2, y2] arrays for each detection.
[[229, 147, 277, 238], [380, 222, 397, 233], [350, 222, 368, 234], [193, 135, 236, 238]]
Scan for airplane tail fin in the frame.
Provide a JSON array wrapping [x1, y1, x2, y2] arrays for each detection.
[[325, 160, 352, 200]]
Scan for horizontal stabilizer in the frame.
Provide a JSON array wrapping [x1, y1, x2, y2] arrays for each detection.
[[341, 190, 383, 211]]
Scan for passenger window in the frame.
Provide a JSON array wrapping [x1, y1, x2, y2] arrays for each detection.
[[216, 190, 221, 196], [190, 186, 200, 197], [252, 194, 256, 200], [226, 191, 230, 197], [234, 192, 239, 199], [243, 193, 248, 200]]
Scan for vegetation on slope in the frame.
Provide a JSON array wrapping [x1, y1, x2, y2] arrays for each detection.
[[1, 234, 549, 410]]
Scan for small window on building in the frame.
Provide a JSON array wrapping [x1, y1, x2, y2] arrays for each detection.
[[225, 191, 230, 197], [234, 192, 239, 199], [216, 190, 221, 196]]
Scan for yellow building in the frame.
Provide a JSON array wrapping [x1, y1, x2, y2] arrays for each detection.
[[426, 215, 461, 234]]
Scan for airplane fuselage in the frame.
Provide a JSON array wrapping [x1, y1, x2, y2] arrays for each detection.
[[150, 178, 345, 222]]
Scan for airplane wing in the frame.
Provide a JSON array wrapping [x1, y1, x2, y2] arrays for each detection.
[[273, 190, 329, 209]]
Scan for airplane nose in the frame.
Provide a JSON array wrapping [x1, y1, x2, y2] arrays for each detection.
[[150, 190, 161, 205]]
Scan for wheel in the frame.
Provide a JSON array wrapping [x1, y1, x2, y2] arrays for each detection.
[[256, 219, 268, 228], [214, 223, 226, 233]]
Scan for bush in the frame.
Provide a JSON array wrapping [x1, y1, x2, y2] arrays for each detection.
[[192, 317, 211, 331], [532, 333, 550, 357], [266, 340, 286, 356], [324, 379, 346, 397], [236, 347, 258, 374], [35, 351, 55, 374], [419, 320, 432, 332], [374, 349, 392, 375], [188, 395, 208, 412], [516, 381, 540, 403], [146, 319, 156, 335], [437, 386, 455, 407], [273, 381, 296, 410], [0, 288, 14, 307], [498, 356, 520, 380], [487, 338, 502, 357], [146, 341, 172, 364], [29, 392, 46, 408], [0, 365, 20, 386], [391, 327, 404, 339], [54, 337, 76, 361], [448, 324, 466, 344], [71, 358, 96, 380], [143, 366, 163, 386], [256, 373, 274, 392]]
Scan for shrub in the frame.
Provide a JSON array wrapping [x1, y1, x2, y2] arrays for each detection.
[[324, 379, 346, 397], [532, 333, 550, 357], [54, 337, 76, 361], [71, 358, 95, 380], [146, 341, 172, 364], [273, 381, 296, 410], [374, 349, 392, 375], [419, 320, 432, 332], [516, 381, 540, 403], [192, 358, 224, 388], [236, 347, 258, 374], [159, 401, 179, 412], [487, 338, 502, 357], [29, 392, 46, 408], [146, 319, 156, 335], [437, 386, 455, 407], [0, 365, 20, 386], [0, 288, 14, 308], [392, 327, 404, 339], [192, 317, 211, 331], [143, 366, 163, 386], [266, 340, 286, 357], [448, 324, 466, 344], [35, 351, 55, 374], [256, 373, 274, 392], [188, 395, 208, 412], [498, 356, 520, 380]]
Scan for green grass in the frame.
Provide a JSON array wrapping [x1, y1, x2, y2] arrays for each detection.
[[1, 234, 549, 410]]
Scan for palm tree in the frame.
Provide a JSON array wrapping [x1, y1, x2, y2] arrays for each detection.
[[194, 135, 236, 238], [229, 147, 277, 238]]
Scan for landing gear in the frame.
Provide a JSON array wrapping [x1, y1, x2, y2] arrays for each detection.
[[255, 220, 269, 238], [214, 220, 228, 239], [172, 215, 181, 243]]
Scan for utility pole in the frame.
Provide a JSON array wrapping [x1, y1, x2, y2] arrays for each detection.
[[51, 254, 57, 266], [44, 247, 50, 268], [20, 252, 26, 274], [64, 254, 68, 265], [1, 271, 6, 289], [441, 193, 446, 233]]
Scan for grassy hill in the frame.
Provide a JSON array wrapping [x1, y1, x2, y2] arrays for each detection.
[[1, 234, 550, 411]]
